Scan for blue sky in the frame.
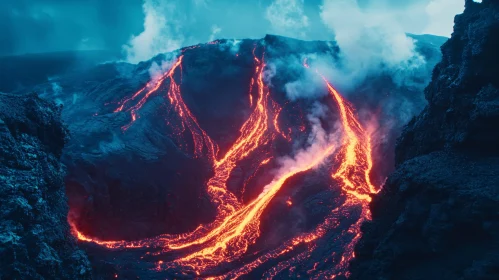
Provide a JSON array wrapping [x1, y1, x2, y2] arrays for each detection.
[[0, 0, 465, 59]]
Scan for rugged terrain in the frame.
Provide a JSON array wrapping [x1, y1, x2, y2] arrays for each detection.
[[26, 34, 443, 243], [1, 28, 449, 279], [0, 93, 91, 279], [350, 0, 499, 279], [0, 32, 446, 278]]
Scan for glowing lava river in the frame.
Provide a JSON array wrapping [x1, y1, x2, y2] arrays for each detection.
[[68, 45, 381, 279]]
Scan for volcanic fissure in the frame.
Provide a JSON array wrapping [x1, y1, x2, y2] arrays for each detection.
[[68, 45, 381, 279]]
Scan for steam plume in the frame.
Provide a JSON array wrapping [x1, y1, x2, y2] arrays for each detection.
[[320, 0, 426, 89], [123, 0, 184, 63], [265, 0, 310, 38]]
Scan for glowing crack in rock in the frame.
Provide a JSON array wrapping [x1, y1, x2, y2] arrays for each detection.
[[68, 46, 381, 279]]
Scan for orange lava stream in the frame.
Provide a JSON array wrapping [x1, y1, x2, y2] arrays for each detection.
[[214, 206, 344, 280], [149, 53, 275, 253], [161, 136, 337, 272], [166, 57, 216, 158], [272, 102, 291, 141], [240, 156, 272, 200], [69, 49, 380, 279], [321, 74, 377, 202], [212, 70, 379, 279], [69, 51, 279, 257], [119, 57, 183, 131]]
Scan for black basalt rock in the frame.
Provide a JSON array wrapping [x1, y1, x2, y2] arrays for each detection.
[[396, 0, 499, 164], [0, 93, 91, 279], [350, 1, 499, 279]]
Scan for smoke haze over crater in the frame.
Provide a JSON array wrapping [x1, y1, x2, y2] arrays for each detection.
[[2, 0, 464, 61]]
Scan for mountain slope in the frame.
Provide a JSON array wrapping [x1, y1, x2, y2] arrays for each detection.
[[2, 33, 445, 278]]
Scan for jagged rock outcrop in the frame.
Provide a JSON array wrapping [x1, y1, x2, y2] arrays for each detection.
[[349, 1, 499, 279], [0, 93, 91, 279], [397, 0, 499, 162]]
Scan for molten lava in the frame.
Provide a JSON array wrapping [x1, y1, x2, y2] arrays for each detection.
[[69, 46, 380, 279]]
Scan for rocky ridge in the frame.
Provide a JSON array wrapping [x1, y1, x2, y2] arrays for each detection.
[[0, 93, 91, 279], [349, 1, 499, 279]]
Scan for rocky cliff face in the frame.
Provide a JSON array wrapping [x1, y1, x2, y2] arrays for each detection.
[[397, 0, 499, 162], [349, 1, 499, 279], [0, 93, 91, 279]]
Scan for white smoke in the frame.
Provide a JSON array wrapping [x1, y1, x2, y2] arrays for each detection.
[[146, 52, 179, 83], [227, 39, 242, 54], [265, 0, 310, 38], [283, 53, 327, 101], [263, 52, 328, 101], [356, 0, 464, 37], [261, 102, 340, 196], [423, 0, 466, 36], [285, 78, 318, 101], [319, 0, 426, 90], [209, 25, 222, 42], [120, 0, 464, 65], [263, 63, 277, 87], [39, 82, 65, 106], [51, 82, 63, 97], [214, 39, 242, 55], [192, 0, 208, 7], [148, 60, 171, 82], [123, 0, 184, 63]]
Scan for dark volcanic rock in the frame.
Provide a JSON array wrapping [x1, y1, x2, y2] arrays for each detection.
[[26, 34, 443, 243], [350, 1, 499, 279], [4, 34, 443, 277], [396, 0, 499, 163], [351, 152, 499, 280], [0, 93, 91, 279]]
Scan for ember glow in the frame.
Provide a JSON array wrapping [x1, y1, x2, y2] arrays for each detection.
[[69, 45, 381, 278], [117, 57, 184, 131]]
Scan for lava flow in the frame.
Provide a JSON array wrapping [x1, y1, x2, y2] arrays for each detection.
[[213, 67, 379, 280], [69, 46, 380, 279]]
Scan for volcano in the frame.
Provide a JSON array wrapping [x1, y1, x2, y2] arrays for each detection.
[[8, 34, 444, 279]]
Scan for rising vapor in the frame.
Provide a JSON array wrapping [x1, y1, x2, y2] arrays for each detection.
[[123, 0, 184, 63], [320, 0, 426, 89], [265, 0, 310, 38]]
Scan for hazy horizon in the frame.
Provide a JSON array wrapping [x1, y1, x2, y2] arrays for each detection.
[[1, 0, 465, 61]]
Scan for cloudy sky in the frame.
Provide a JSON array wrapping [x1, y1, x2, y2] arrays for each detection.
[[0, 0, 465, 60]]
